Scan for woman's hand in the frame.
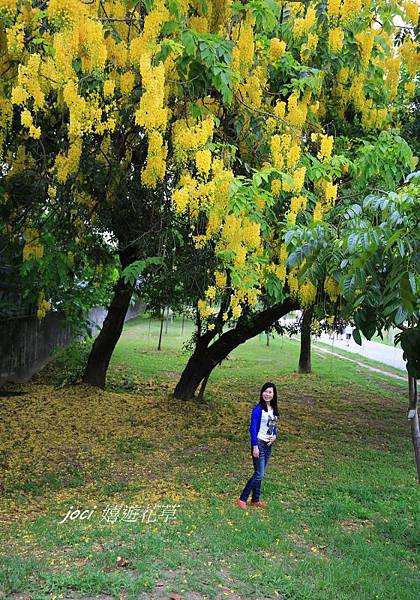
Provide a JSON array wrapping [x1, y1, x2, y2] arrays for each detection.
[[267, 435, 276, 446], [252, 445, 259, 458]]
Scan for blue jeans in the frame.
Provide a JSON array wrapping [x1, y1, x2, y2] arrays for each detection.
[[239, 439, 273, 502]]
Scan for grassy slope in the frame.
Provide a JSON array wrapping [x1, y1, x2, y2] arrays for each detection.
[[0, 316, 418, 600]]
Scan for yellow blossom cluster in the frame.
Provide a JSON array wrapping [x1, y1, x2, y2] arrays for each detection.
[[190, 16, 209, 33], [287, 143, 301, 169], [289, 194, 306, 214], [270, 38, 286, 59], [350, 73, 366, 111], [213, 164, 234, 206], [141, 131, 167, 189], [48, 0, 94, 26], [340, 0, 361, 23], [271, 132, 302, 172], [171, 158, 230, 218], [293, 6, 317, 38], [197, 299, 217, 319], [405, 81, 416, 98], [77, 18, 108, 72], [318, 135, 334, 161], [205, 286, 217, 300], [336, 67, 349, 89], [11, 53, 44, 109], [215, 271, 227, 288], [355, 30, 375, 70], [288, 268, 299, 296], [129, 3, 168, 63], [385, 57, 401, 101], [271, 179, 282, 196], [292, 167, 306, 193], [206, 208, 223, 238], [62, 80, 116, 138], [324, 276, 340, 302], [328, 27, 344, 53], [327, 0, 341, 20], [20, 108, 40, 139], [0, 0, 16, 15], [275, 263, 287, 284], [227, 284, 261, 316], [399, 38, 419, 78], [279, 243, 288, 262], [196, 149, 212, 176], [298, 280, 317, 308], [274, 101, 286, 119], [172, 118, 214, 158], [135, 56, 168, 132], [361, 104, 388, 130], [313, 201, 324, 222], [37, 291, 51, 320], [287, 93, 307, 128], [120, 71, 135, 94], [6, 22, 25, 57], [238, 73, 263, 110], [231, 15, 255, 77], [172, 183, 192, 214], [103, 79, 115, 98], [22, 228, 44, 261], [55, 138, 82, 183], [232, 304, 242, 319], [270, 135, 284, 170], [324, 181, 338, 204], [0, 98, 11, 158], [192, 234, 207, 249], [301, 33, 319, 60], [404, 1, 419, 25]]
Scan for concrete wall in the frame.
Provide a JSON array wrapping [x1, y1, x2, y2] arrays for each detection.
[[87, 298, 143, 336], [0, 312, 73, 384], [0, 299, 144, 385]]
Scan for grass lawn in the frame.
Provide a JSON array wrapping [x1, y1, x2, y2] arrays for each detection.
[[0, 315, 418, 600]]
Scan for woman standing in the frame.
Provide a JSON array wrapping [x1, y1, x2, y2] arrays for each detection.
[[236, 382, 279, 509]]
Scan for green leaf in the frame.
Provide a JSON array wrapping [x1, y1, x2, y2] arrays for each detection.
[[408, 272, 417, 295], [353, 328, 362, 346], [394, 305, 408, 326], [122, 257, 163, 286], [181, 30, 196, 55]]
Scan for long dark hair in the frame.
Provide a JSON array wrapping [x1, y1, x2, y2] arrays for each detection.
[[259, 381, 279, 416]]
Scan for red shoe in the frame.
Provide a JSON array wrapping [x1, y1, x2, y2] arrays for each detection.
[[235, 498, 247, 510], [250, 501, 268, 508]]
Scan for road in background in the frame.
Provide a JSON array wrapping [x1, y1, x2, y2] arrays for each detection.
[[316, 333, 406, 371]]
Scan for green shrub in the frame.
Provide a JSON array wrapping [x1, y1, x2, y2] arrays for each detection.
[[36, 339, 92, 387]]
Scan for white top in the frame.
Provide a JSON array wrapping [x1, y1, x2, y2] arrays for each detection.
[[345, 324, 353, 335], [257, 408, 278, 442]]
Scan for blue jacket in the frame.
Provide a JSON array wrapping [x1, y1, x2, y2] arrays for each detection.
[[249, 403, 277, 446]]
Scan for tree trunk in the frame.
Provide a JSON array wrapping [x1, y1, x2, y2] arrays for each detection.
[[299, 306, 314, 374], [83, 276, 133, 388], [158, 309, 164, 351], [408, 375, 420, 483], [174, 297, 298, 400]]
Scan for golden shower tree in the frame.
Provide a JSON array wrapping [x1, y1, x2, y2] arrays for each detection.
[[0, 0, 418, 394]]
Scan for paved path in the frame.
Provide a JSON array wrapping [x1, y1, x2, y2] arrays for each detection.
[[311, 343, 406, 381], [316, 333, 406, 371]]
